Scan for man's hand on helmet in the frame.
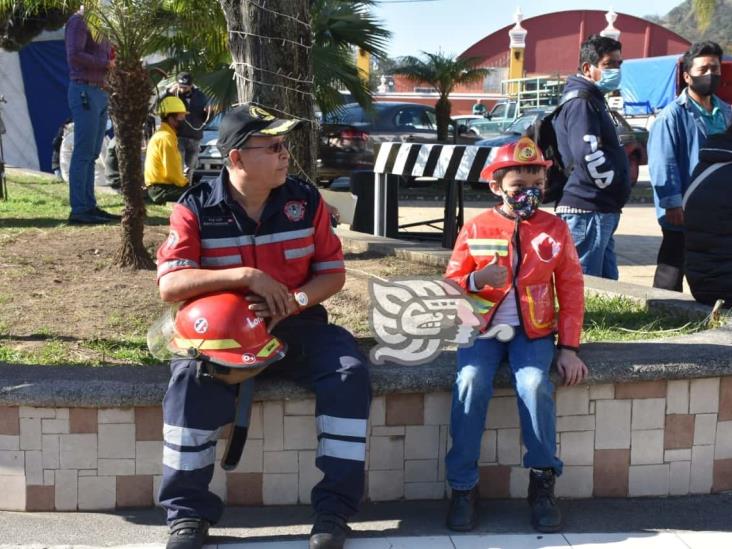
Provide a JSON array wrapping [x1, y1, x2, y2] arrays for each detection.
[[247, 293, 299, 333], [244, 269, 292, 317]]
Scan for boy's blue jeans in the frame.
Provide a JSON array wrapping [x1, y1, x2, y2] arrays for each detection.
[[558, 212, 621, 280], [446, 330, 563, 491]]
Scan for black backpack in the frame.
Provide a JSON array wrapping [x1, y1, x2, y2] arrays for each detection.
[[523, 89, 600, 203]]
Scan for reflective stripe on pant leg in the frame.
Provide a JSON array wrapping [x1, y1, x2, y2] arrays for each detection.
[[159, 359, 236, 525], [279, 321, 370, 518]]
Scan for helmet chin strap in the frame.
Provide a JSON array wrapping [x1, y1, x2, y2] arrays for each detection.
[[220, 379, 255, 470]]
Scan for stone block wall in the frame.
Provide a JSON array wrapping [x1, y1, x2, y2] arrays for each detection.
[[1, 376, 732, 511]]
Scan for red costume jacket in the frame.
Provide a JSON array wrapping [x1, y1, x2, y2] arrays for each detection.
[[445, 207, 584, 350]]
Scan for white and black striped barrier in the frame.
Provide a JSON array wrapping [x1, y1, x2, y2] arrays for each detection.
[[372, 142, 493, 247]]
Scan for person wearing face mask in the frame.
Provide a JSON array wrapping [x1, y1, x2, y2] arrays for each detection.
[[552, 34, 631, 279], [647, 41, 732, 292], [144, 96, 191, 204], [444, 137, 586, 535]]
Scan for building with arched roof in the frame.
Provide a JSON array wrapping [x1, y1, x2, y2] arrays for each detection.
[[382, 9, 691, 114], [460, 9, 690, 80]]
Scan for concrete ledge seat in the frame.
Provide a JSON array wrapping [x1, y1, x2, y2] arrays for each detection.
[[1, 321, 731, 408]]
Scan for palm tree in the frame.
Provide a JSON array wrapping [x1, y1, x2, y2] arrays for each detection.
[[89, 0, 169, 269], [311, 0, 390, 116], [394, 52, 489, 141], [3, 0, 168, 268]]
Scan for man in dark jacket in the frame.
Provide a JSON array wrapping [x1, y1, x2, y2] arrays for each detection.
[[683, 125, 732, 307], [164, 72, 210, 182], [552, 34, 631, 279]]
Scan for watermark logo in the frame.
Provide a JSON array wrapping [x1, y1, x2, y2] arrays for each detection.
[[369, 277, 517, 365]]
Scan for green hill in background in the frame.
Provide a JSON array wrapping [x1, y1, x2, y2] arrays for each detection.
[[646, 0, 732, 51]]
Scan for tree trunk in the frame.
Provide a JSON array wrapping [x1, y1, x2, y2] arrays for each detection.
[[436, 96, 452, 142], [107, 60, 155, 270], [219, 0, 317, 183]]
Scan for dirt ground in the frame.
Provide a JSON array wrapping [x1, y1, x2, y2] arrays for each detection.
[[0, 226, 441, 364]]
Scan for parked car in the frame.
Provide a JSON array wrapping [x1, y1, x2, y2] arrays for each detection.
[[475, 108, 648, 186], [194, 102, 484, 185], [319, 101, 482, 183], [192, 112, 224, 183]]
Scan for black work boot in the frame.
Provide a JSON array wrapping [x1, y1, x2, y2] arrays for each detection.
[[446, 485, 479, 531], [528, 468, 562, 533], [166, 517, 210, 549], [309, 513, 350, 549]]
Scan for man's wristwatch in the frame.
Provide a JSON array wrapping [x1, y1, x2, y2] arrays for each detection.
[[293, 289, 309, 312]]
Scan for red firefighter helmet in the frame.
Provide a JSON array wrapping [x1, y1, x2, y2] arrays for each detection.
[[480, 137, 552, 181], [148, 291, 287, 383]]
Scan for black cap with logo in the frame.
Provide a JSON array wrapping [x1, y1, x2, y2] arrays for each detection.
[[216, 104, 302, 157]]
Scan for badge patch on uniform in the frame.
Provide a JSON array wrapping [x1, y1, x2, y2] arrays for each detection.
[[284, 200, 306, 222], [165, 230, 179, 250], [531, 233, 561, 262]]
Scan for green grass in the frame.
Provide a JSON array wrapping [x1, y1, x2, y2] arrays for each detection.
[[0, 170, 171, 230], [582, 294, 708, 342]]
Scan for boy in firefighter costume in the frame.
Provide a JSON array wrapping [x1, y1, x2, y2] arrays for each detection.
[[444, 137, 587, 533], [155, 104, 371, 549]]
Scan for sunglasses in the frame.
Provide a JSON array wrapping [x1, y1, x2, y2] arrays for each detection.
[[240, 140, 289, 154]]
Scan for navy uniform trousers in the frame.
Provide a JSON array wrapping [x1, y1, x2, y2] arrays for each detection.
[[159, 306, 371, 525]]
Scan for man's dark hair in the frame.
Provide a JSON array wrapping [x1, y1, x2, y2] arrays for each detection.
[[578, 34, 622, 71], [492, 165, 545, 185], [682, 41, 724, 74]]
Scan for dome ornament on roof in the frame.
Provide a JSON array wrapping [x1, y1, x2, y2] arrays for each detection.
[[600, 8, 621, 40], [508, 7, 528, 49]]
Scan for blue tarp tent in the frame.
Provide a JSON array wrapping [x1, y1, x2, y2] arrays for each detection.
[[0, 29, 71, 172], [620, 54, 680, 115]]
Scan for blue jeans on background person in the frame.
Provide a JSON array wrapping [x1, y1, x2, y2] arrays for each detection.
[[178, 136, 201, 183], [68, 81, 108, 216], [558, 212, 621, 280], [446, 331, 562, 491]]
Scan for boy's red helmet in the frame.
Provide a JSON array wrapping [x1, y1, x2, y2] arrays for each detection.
[[480, 137, 552, 181]]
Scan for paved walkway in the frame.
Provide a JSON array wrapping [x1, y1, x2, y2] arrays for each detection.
[[3, 495, 732, 548]]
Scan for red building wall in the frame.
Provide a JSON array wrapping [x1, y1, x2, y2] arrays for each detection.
[[460, 10, 690, 75]]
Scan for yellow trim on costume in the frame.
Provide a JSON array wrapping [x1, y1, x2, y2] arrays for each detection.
[[467, 294, 495, 315], [467, 238, 509, 256], [524, 288, 553, 329]]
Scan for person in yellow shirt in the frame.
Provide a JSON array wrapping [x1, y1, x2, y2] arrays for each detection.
[[145, 96, 189, 204]]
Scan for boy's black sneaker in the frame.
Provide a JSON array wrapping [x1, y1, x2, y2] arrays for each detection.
[[166, 517, 210, 549], [528, 468, 562, 533], [446, 485, 479, 531], [309, 513, 350, 549]]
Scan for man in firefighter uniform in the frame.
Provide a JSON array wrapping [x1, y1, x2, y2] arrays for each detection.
[[444, 138, 586, 534], [156, 104, 371, 549]]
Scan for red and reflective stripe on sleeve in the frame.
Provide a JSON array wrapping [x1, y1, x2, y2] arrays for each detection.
[[310, 199, 345, 274], [156, 203, 202, 281]]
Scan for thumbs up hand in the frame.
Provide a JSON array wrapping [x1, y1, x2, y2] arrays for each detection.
[[473, 254, 508, 289]]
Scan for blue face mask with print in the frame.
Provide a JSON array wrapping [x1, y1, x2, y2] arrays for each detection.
[[595, 68, 621, 93]]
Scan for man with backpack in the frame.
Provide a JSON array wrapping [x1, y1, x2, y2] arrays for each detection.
[[550, 34, 631, 279]]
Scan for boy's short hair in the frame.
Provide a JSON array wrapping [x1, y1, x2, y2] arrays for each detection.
[[578, 34, 622, 70], [682, 41, 723, 74], [492, 165, 545, 185]]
